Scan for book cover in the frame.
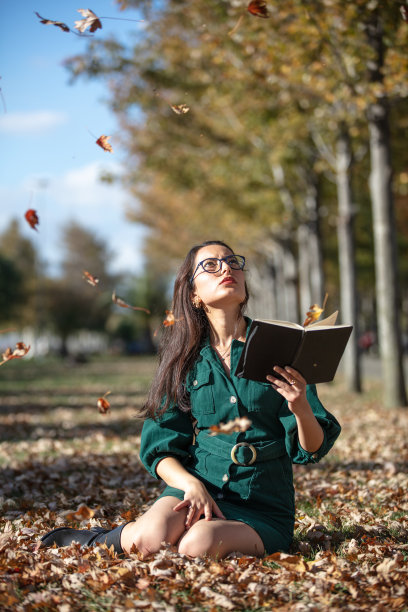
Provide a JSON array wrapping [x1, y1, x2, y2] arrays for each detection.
[[235, 313, 353, 384]]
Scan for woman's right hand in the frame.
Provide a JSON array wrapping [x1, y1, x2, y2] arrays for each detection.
[[173, 479, 226, 528]]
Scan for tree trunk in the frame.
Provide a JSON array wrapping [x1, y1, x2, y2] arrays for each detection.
[[298, 176, 325, 318], [336, 125, 362, 392], [366, 13, 407, 407]]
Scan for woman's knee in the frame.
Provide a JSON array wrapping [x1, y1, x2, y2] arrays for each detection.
[[177, 521, 220, 558], [121, 497, 188, 556]]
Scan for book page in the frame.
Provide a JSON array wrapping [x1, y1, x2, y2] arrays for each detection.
[[255, 318, 303, 330], [307, 311, 339, 328]]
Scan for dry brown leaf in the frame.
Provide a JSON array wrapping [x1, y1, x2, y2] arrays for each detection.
[[97, 391, 111, 414], [0, 342, 30, 366], [65, 504, 95, 521], [74, 8, 102, 33], [247, 1, 270, 18], [96, 135, 113, 153], [303, 293, 328, 326], [209, 416, 252, 436], [82, 270, 99, 287], [35, 12, 70, 32], [170, 104, 190, 115], [112, 290, 151, 314], [24, 208, 39, 231]]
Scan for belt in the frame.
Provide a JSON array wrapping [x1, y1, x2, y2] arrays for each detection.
[[195, 431, 287, 467]]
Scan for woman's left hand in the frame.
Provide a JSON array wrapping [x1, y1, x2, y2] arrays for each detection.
[[266, 366, 308, 414]]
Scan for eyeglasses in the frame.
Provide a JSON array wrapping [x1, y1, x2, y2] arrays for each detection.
[[190, 254, 246, 283]]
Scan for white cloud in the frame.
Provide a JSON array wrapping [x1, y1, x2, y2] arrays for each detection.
[[0, 110, 68, 134], [0, 161, 146, 276]]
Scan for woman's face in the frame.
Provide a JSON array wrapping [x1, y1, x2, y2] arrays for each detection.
[[191, 244, 246, 310]]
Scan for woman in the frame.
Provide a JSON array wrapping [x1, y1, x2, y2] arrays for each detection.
[[41, 240, 341, 558]]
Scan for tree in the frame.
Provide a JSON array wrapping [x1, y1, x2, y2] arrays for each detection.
[[46, 221, 115, 355], [0, 219, 41, 327], [65, 0, 408, 400]]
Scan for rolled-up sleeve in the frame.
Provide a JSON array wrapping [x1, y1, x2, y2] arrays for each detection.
[[278, 384, 341, 464], [139, 406, 194, 479]]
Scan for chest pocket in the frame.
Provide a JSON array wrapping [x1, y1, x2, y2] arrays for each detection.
[[187, 369, 215, 415]]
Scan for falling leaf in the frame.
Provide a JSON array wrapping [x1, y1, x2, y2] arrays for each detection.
[[35, 11, 71, 32], [74, 8, 102, 33], [0, 342, 30, 366], [24, 209, 39, 231], [303, 293, 328, 326], [112, 290, 151, 314], [65, 503, 95, 521], [82, 270, 99, 287], [97, 391, 111, 414], [96, 135, 113, 153], [247, 1, 270, 18], [163, 310, 176, 327], [170, 104, 190, 115], [209, 416, 252, 436]]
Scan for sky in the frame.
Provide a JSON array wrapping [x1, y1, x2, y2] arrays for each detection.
[[0, 0, 147, 277]]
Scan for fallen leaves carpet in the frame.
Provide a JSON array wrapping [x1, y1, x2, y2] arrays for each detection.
[[0, 356, 407, 611]]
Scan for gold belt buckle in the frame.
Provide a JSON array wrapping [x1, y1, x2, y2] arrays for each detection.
[[231, 442, 257, 466]]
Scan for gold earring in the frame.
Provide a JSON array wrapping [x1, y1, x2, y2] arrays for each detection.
[[192, 296, 202, 309]]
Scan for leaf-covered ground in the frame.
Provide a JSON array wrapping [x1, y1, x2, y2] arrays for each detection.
[[0, 356, 407, 611]]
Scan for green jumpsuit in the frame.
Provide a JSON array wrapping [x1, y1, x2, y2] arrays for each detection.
[[139, 319, 341, 554]]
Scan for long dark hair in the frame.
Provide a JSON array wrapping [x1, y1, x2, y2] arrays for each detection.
[[141, 240, 249, 419]]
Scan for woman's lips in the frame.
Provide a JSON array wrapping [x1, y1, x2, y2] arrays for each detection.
[[220, 277, 236, 285]]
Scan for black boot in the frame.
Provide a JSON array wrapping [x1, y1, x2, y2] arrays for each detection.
[[40, 524, 128, 556]]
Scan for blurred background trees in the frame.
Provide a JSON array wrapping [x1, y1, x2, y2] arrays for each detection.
[[1, 0, 407, 406]]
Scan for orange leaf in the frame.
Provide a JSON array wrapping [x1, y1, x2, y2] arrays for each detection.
[[0, 342, 30, 366], [24, 209, 39, 231], [65, 504, 95, 521], [303, 293, 328, 327], [97, 391, 111, 414], [112, 290, 151, 314], [247, 1, 270, 18], [82, 270, 99, 287], [96, 135, 113, 153], [74, 8, 102, 33]]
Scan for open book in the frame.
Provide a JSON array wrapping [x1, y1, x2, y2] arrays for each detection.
[[235, 311, 353, 384]]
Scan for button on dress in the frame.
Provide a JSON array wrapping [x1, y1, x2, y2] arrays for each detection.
[[139, 319, 341, 554]]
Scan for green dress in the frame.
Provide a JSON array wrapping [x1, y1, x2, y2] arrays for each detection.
[[139, 320, 341, 554]]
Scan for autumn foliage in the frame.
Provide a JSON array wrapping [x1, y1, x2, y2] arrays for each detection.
[[0, 358, 407, 610]]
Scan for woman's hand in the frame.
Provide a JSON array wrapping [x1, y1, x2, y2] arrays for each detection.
[[173, 480, 226, 528], [267, 366, 324, 453], [266, 366, 308, 414]]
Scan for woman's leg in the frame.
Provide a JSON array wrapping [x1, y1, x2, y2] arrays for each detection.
[[177, 518, 265, 559], [120, 496, 188, 556]]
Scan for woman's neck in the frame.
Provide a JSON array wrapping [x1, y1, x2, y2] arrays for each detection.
[[207, 309, 246, 348]]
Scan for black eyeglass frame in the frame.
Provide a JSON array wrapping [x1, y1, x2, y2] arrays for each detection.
[[190, 254, 246, 284]]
